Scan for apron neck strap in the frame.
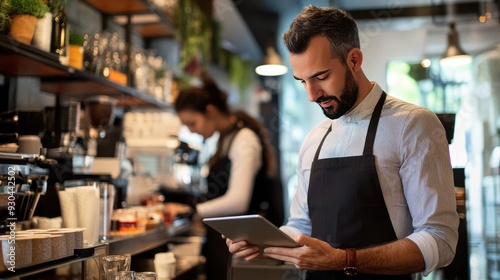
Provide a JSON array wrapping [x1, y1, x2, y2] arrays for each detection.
[[362, 92, 387, 155], [313, 125, 332, 161], [313, 91, 387, 161]]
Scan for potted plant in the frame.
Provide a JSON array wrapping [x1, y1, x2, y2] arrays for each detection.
[[32, 0, 53, 51], [8, 0, 49, 45], [68, 30, 84, 69], [0, 0, 11, 33]]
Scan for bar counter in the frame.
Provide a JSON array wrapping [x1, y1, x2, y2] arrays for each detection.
[[0, 218, 205, 279], [108, 218, 206, 279], [108, 218, 192, 255]]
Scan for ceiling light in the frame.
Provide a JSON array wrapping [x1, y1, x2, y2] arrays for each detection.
[[440, 22, 472, 67], [255, 46, 288, 76], [420, 58, 432, 68]]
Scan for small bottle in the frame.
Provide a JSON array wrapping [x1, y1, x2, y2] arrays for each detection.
[[50, 3, 69, 64]]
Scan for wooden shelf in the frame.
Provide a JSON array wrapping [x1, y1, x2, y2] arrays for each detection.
[[83, 0, 175, 38], [0, 34, 171, 109], [83, 0, 149, 14]]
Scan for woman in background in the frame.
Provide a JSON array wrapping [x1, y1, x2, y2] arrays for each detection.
[[167, 73, 283, 280]]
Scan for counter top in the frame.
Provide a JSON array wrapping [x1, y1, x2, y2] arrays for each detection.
[[108, 218, 205, 280], [0, 219, 200, 279], [0, 245, 106, 279], [108, 219, 192, 256]]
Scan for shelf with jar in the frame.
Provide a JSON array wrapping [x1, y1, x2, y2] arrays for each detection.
[[0, 32, 172, 109], [0, 0, 178, 109]]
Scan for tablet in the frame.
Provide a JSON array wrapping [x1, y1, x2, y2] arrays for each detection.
[[203, 214, 300, 248]]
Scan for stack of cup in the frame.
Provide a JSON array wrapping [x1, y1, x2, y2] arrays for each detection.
[[58, 184, 100, 245], [59, 181, 115, 245], [154, 252, 176, 279]]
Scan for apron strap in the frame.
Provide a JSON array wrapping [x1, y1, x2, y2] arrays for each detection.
[[363, 92, 387, 156], [313, 91, 387, 160], [313, 125, 332, 161]]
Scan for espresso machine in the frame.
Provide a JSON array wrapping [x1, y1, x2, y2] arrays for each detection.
[[0, 153, 50, 233]]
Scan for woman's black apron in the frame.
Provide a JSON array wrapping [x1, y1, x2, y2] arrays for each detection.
[[200, 124, 282, 280], [307, 92, 411, 280]]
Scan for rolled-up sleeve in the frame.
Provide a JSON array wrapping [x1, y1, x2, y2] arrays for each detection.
[[399, 108, 459, 275]]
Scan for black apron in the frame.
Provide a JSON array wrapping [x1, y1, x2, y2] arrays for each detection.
[[200, 123, 281, 280], [307, 92, 411, 280]]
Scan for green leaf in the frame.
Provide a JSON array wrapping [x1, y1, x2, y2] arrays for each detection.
[[8, 0, 50, 18]]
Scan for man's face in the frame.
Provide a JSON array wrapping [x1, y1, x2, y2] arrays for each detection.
[[289, 36, 358, 120]]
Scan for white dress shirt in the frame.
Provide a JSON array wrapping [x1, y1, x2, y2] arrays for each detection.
[[280, 83, 459, 276]]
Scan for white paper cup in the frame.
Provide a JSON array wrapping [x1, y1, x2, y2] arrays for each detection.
[[74, 186, 100, 245], [58, 191, 78, 228], [154, 252, 175, 279], [37, 216, 63, 229]]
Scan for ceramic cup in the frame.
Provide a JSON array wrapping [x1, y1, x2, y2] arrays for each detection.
[[153, 252, 175, 279], [48, 234, 67, 260], [0, 235, 32, 268], [29, 234, 52, 264], [17, 135, 42, 154]]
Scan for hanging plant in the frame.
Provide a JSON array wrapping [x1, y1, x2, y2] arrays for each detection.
[[229, 53, 254, 96], [173, 0, 212, 73]]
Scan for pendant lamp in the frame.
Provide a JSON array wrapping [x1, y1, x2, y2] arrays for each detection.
[[255, 46, 288, 76], [440, 22, 472, 67]]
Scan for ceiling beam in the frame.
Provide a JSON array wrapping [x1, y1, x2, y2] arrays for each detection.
[[347, 2, 481, 23]]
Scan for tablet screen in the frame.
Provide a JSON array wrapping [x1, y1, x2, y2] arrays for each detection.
[[203, 214, 300, 248]]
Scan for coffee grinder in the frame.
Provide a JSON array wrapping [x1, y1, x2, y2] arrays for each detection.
[[84, 95, 117, 157], [83, 96, 131, 208]]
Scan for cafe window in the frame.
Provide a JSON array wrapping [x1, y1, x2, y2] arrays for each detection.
[[386, 58, 472, 113], [386, 58, 473, 168]]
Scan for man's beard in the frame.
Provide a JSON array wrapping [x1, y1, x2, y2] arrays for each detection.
[[317, 69, 359, 120]]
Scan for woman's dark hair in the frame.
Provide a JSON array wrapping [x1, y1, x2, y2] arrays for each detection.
[[174, 72, 230, 115], [174, 73, 277, 177], [282, 5, 360, 66]]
